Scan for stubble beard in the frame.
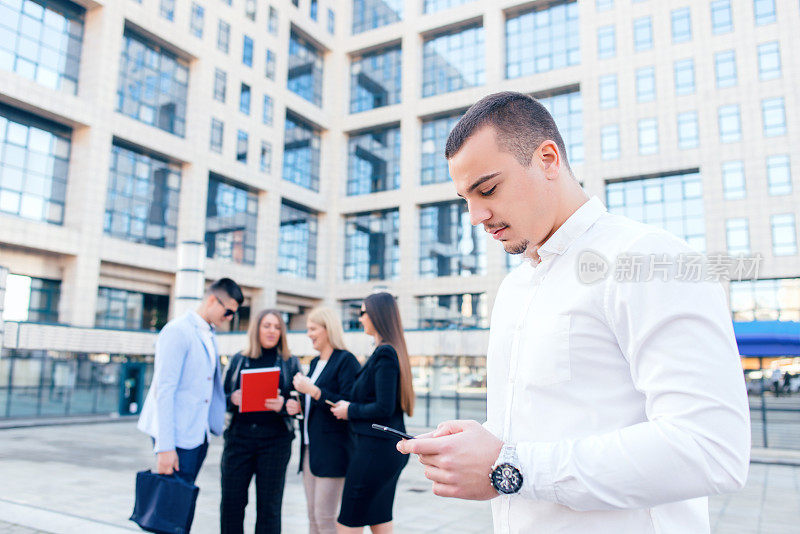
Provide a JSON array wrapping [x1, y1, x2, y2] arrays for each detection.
[[505, 239, 530, 255]]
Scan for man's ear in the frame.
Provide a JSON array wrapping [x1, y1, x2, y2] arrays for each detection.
[[537, 140, 561, 179]]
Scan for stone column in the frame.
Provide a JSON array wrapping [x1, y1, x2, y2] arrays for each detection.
[[172, 241, 206, 317]]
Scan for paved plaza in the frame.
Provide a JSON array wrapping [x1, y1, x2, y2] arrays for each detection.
[[0, 422, 798, 534]]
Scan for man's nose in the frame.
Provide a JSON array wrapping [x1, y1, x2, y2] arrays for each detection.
[[467, 200, 491, 226]]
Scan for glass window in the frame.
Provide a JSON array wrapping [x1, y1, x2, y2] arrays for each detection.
[[189, 3, 204, 38], [239, 83, 251, 115], [419, 201, 486, 278], [505, 1, 580, 79], [601, 124, 620, 160], [340, 299, 362, 330], [260, 141, 271, 173], [205, 173, 258, 265], [117, 32, 189, 136], [718, 104, 741, 143], [423, 24, 485, 97], [160, 0, 175, 21], [3, 274, 60, 323], [310, 0, 317, 20], [288, 31, 323, 106], [730, 278, 800, 322], [674, 58, 695, 95], [539, 90, 583, 164], [210, 118, 223, 153], [424, 0, 474, 13], [633, 17, 653, 51], [635, 66, 656, 102], [282, 113, 320, 191], [0, 0, 84, 94], [767, 155, 791, 196], [598, 74, 618, 108], [268, 6, 278, 34], [596, 0, 614, 11], [343, 209, 400, 282], [348, 125, 401, 195], [671, 7, 692, 43], [677, 111, 699, 149], [753, 0, 776, 25], [726, 218, 750, 255], [278, 201, 317, 279], [757, 42, 781, 80], [96, 287, 169, 331], [213, 68, 226, 102], [721, 161, 746, 200], [605, 171, 706, 251], [637, 118, 658, 155], [104, 143, 180, 248], [714, 50, 737, 88], [711, 0, 733, 34], [217, 20, 230, 53], [245, 0, 256, 21], [762, 97, 786, 137], [417, 293, 488, 329], [352, 0, 402, 34], [771, 214, 797, 256], [421, 112, 462, 185], [0, 105, 70, 225], [236, 130, 248, 163], [327, 8, 335, 33], [242, 35, 253, 67], [262, 94, 273, 126], [350, 45, 402, 113], [597, 25, 616, 59], [265, 49, 276, 80]]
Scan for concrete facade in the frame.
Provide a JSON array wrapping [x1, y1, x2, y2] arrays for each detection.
[[0, 0, 798, 354]]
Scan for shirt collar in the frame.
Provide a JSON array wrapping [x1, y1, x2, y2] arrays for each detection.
[[189, 310, 214, 333], [537, 196, 607, 259]]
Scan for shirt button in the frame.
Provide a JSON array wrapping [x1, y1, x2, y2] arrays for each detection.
[[207, 376, 212, 380], [204, 399, 209, 403]]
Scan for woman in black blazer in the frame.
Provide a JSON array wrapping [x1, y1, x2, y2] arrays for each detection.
[[221, 309, 301, 534], [331, 292, 415, 534], [286, 307, 359, 534]]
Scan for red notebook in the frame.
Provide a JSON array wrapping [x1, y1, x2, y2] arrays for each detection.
[[240, 367, 280, 413]]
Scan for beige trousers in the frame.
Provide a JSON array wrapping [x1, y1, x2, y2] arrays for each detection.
[[302, 449, 345, 534]]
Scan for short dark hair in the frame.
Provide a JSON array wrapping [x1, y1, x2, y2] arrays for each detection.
[[209, 278, 244, 305], [444, 91, 570, 170]]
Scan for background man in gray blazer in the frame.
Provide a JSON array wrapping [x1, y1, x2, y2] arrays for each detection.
[[138, 278, 244, 484]]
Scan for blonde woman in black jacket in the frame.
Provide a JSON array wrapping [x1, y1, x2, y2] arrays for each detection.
[[286, 307, 360, 534]]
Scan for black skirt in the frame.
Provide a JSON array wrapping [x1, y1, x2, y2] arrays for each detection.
[[337, 433, 409, 527]]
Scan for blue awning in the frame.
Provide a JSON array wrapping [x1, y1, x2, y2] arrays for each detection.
[[733, 321, 800, 357]]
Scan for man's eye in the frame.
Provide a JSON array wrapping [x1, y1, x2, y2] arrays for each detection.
[[480, 185, 496, 197]]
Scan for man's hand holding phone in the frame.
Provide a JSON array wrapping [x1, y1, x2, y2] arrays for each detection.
[[396, 419, 502, 501]]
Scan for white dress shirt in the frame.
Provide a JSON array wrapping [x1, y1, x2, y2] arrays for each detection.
[[304, 359, 327, 445], [486, 197, 750, 534]]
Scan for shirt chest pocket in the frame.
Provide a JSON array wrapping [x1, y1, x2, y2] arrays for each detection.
[[517, 314, 571, 387]]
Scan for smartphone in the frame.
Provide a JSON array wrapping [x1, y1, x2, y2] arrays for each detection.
[[371, 424, 415, 440], [325, 400, 336, 406]]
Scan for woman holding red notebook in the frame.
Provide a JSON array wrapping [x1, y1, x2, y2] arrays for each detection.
[[221, 309, 301, 534]]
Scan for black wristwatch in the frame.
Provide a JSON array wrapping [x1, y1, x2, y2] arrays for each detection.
[[489, 443, 523, 495]]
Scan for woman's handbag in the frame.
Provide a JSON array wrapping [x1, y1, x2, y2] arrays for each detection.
[[130, 469, 199, 534]]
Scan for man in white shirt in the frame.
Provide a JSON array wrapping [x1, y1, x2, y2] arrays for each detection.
[[398, 92, 750, 533]]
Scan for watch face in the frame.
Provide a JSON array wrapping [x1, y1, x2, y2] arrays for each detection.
[[491, 463, 523, 494]]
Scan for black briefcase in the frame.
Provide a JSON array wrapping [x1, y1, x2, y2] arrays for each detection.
[[130, 470, 199, 534]]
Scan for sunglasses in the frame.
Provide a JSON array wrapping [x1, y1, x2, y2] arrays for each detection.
[[215, 295, 237, 317]]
